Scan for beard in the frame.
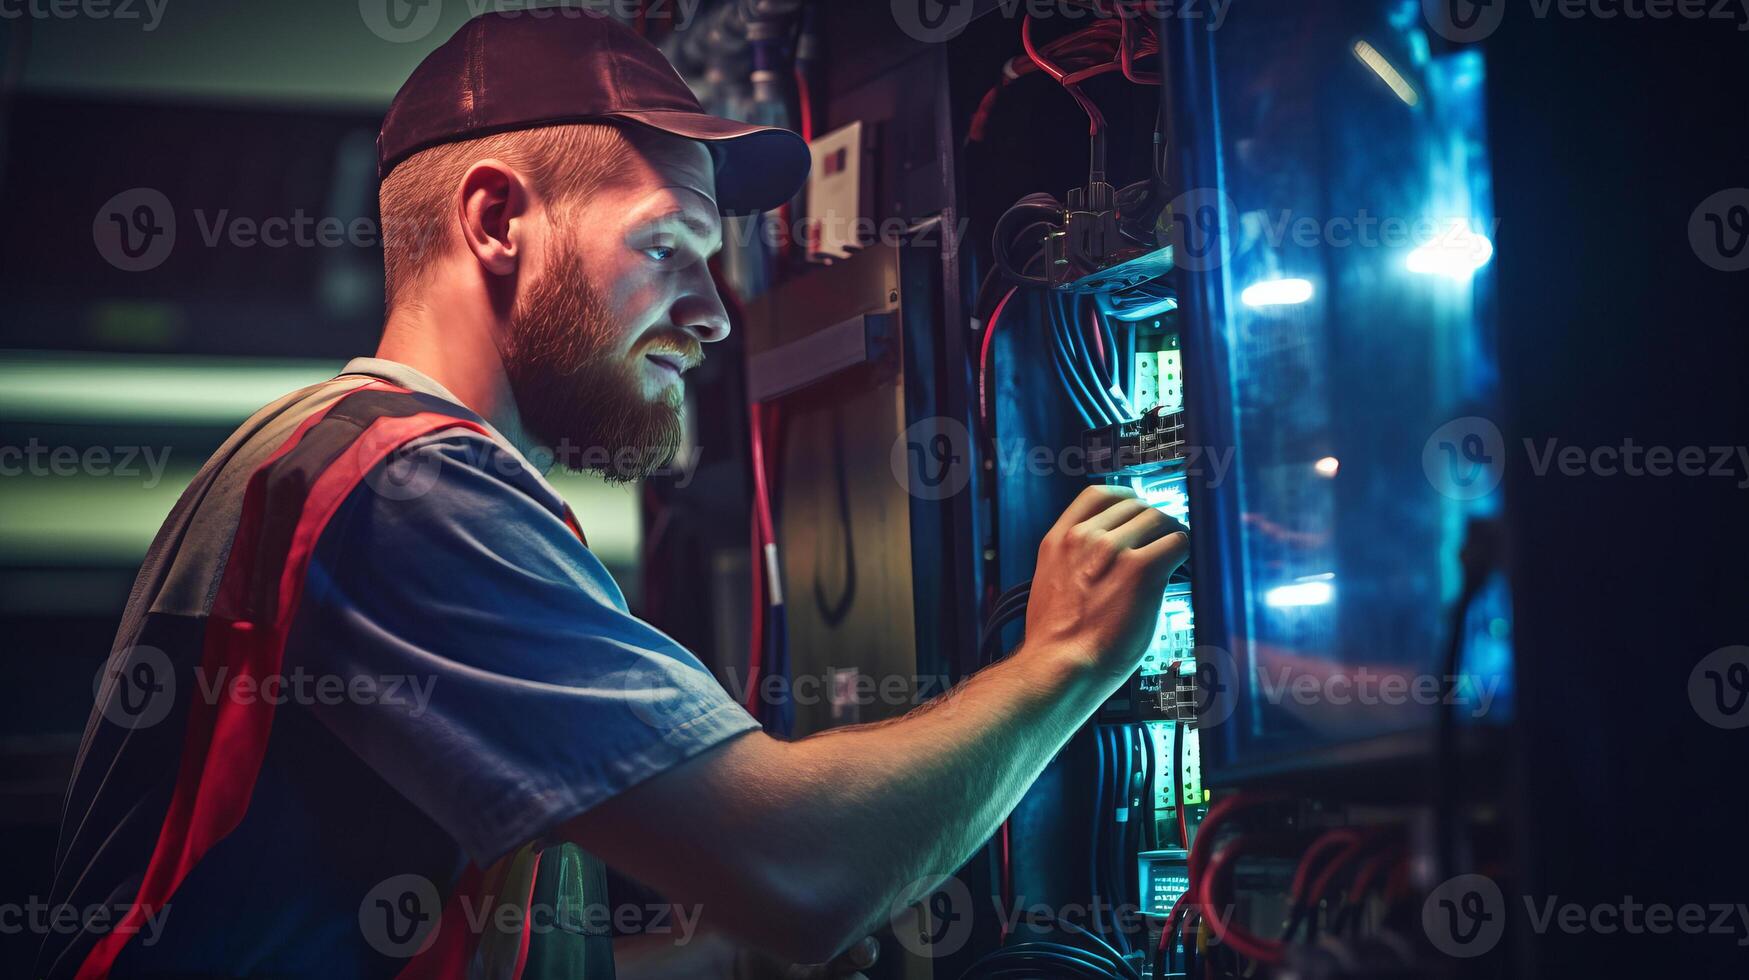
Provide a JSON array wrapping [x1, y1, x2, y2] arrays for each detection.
[[502, 244, 687, 483]]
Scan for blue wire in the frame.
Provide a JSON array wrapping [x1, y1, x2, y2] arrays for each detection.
[[1091, 725, 1107, 941], [1050, 293, 1110, 425], [1058, 292, 1126, 423], [1114, 726, 1134, 955], [1048, 298, 1099, 427]]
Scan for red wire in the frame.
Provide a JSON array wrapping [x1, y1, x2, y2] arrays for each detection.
[[1199, 835, 1287, 963], [1307, 832, 1386, 910], [1349, 843, 1406, 911], [745, 402, 779, 713], [1085, 297, 1106, 371], [1289, 828, 1364, 905], [978, 286, 1020, 426], [1021, 16, 1107, 136], [794, 64, 814, 143], [1180, 793, 1288, 966]]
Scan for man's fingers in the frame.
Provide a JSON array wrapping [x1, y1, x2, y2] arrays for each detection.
[[1050, 484, 1137, 535], [1133, 529, 1191, 572], [1105, 506, 1181, 551], [1082, 497, 1150, 533]]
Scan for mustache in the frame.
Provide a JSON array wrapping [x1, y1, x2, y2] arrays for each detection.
[[639, 335, 705, 370]]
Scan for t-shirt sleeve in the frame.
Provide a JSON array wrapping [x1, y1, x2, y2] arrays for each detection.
[[284, 430, 758, 866]]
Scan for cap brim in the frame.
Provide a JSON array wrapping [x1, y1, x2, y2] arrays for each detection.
[[608, 109, 810, 217]]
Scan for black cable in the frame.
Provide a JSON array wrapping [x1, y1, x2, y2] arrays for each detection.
[[978, 598, 1031, 663], [811, 411, 857, 626], [1108, 726, 1136, 958], [993, 197, 1059, 286], [960, 940, 1136, 980], [959, 942, 1128, 979]]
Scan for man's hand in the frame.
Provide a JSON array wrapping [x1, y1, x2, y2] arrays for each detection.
[[734, 936, 879, 979], [1019, 484, 1190, 685], [567, 493, 1189, 963]]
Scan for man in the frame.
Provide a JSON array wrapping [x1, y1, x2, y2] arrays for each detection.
[[41, 11, 1187, 979]]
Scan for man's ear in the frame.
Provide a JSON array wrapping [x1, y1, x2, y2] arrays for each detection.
[[456, 159, 530, 277]]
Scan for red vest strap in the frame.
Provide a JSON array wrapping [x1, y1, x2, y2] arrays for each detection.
[[76, 384, 490, 978]]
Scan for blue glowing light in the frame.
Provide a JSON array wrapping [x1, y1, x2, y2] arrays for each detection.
[[1240, 278, 1315, 308]]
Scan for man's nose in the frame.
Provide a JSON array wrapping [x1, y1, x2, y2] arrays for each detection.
[[672, 280, 731, 345]]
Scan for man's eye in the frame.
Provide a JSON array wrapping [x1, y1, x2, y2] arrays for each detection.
[[643, 245, 676, 262]]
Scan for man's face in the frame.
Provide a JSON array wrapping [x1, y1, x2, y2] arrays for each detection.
[[502, 129, 728, 482]]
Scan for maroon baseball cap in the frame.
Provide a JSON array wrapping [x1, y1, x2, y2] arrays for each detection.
[[377, 10, 809, 217]]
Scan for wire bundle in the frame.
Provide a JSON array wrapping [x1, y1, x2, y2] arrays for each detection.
[[960, 915, 1142, 980], [979, 579, 1033, 664]]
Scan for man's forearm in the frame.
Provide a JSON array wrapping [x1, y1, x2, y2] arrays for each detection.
[[740, 644, 1123, 949], [569, 488, 1185, 963]]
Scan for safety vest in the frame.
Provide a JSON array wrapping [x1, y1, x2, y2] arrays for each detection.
[[62, 381, 614, 979]]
